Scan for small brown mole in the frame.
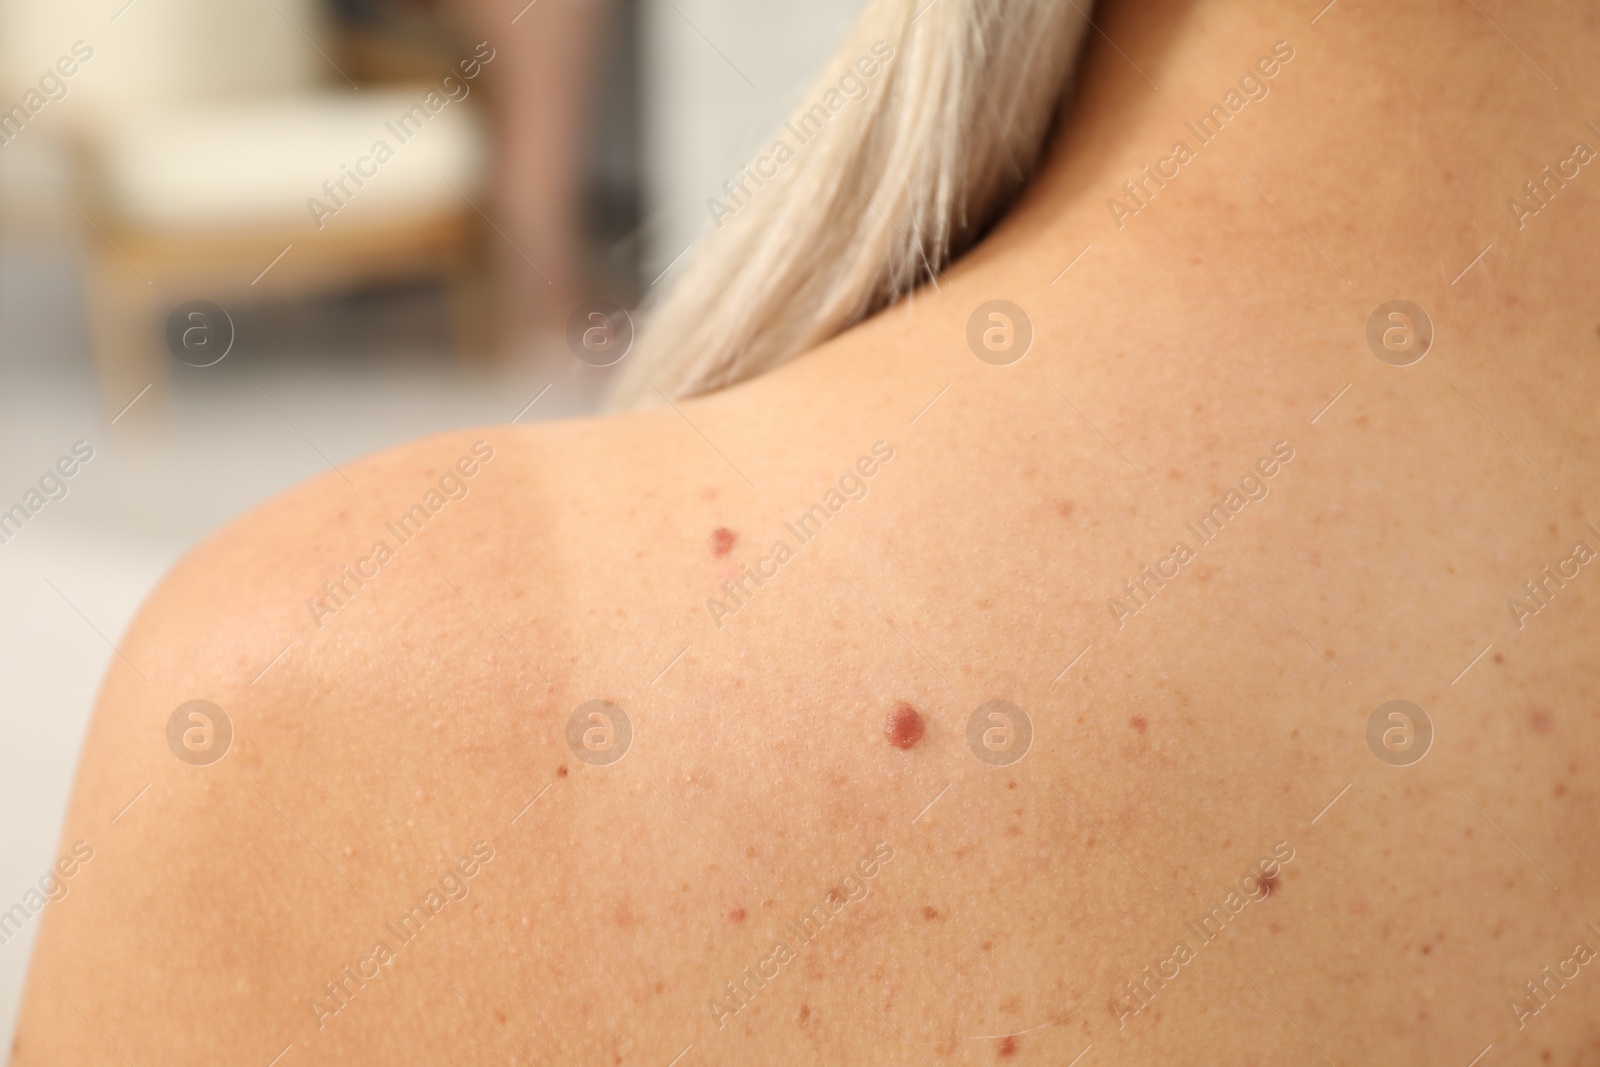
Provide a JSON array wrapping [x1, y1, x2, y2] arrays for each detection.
[[711, 527, 737, 557], [1259, 870, 1279, 896], [998, 1035, 1018, 1057], [885, 702, 925, 749], [556, 765, 568, 778]]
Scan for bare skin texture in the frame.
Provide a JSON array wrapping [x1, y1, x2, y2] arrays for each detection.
[[12, 0, 1600, 1063]]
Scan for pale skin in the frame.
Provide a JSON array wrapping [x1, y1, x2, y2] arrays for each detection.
[[12, 0, 1600, 1062]]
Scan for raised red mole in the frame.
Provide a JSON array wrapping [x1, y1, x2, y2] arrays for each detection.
[[998, 1035, 1018, 1057], [711, 527, 737, 557], [885, 702, 925, 749]]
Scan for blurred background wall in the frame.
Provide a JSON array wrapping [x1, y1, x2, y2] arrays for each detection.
[[0, 0, 863, 1047]]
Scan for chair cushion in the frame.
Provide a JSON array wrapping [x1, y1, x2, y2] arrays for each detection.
[[94, 88, 488, 232]]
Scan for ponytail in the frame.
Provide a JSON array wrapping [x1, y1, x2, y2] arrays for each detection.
[[612, 0, 1091, 406]]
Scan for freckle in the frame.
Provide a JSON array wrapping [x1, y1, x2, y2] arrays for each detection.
[[557, 765, 568, 778], [711, 527, 736, 557], [885, 702, 925, 749], [1494, 653, 1504, 664], [1057, 500, 1075, 518], [999, 1035, 1018, 1057], [494, 1009, 507, 1024], [922, 905, 940, 921], [798, 1005, 810, 1025], [1167, 468, 1181, 481], [1529, 709, 1553, 733], [1260, 870, 1279, 896], [1421, 944, 1432, 955], [728, 907, 746, 924], [1130, 715, 1147, 734], [1554, 783, 1567, 796], [1007, 780, 1016, 790]]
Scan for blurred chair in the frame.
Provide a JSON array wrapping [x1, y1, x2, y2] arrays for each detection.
[[0, 0, 493, 407]]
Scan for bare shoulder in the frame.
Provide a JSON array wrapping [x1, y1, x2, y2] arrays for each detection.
[[15, 353, 1600, 1066], [8, 417, 668, 1064], [9, 384, 934, 1063]]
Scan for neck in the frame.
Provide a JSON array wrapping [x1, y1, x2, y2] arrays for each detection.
[[990, 0, 1599, 291]]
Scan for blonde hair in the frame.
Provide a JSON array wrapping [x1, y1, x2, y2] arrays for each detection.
[[612, 0, 1091, 406]]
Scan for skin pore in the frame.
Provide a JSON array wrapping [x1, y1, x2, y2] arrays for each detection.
[[12, 0, 1600, 1063]]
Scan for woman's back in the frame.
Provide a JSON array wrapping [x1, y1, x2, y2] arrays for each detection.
[[13, 0, 1600, 1063]]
